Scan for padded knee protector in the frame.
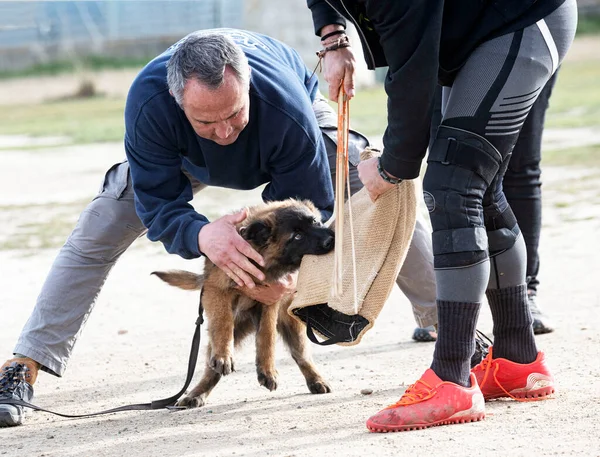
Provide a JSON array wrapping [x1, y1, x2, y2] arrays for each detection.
[[423, 126, 505, 268], [485, 206, 520, 254]]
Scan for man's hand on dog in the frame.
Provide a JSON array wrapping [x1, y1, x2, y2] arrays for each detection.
[[198, 209, 266, 288], [238, 273, 298, 306]]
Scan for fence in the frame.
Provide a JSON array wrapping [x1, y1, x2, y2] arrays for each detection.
[[0, 0, 243, 72]]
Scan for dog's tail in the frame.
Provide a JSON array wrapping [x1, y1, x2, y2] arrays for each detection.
[[151, 270, 205, 290]]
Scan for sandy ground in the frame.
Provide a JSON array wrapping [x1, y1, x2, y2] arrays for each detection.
[[0, 135, 599, 457], [1, 34, 600, 456]]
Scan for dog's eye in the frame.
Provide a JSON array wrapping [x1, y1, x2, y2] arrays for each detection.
[[293, 232, 303, 241]]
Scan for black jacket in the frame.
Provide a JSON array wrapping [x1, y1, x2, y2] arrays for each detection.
[[307, 0, 566, 179]]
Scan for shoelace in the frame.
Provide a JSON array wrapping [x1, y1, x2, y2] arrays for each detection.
[[0, 363, 28, 396], [473, 353, 536, 403], [386, 379, 436, 408]]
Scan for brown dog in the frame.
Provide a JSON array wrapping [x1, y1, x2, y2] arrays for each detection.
[[153, 199, 334, 408]]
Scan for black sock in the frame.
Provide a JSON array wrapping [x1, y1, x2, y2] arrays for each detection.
[[431, 301, 481, 387], [486, 284, 538, 363]]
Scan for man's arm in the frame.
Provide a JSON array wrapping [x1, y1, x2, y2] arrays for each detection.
[[126, 108, 266, 287], [125, 111, 207, 259], [306, 1, 356, 100], [307, 1, 443, 181], [262, 118, 334, 222], [375, 0, 443, 180], [306, 0, 346, 35]]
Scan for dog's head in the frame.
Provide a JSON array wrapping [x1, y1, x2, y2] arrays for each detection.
[[240, 199, 334, 279]]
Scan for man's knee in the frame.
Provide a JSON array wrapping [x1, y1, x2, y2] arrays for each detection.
[[67, 162, 145, 261]]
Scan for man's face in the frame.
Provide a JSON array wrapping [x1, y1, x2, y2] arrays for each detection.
[[181, 67, 250, 146]]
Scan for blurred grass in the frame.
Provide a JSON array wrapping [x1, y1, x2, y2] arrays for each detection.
[[348, 58, 600, 135], [576, 15, 600, 36], [0, 96, 126, 144], [542, 143, 600, 167], [0, 38, 597, 152], [0, 55, 152, 81], [544, 60, 600, 128]]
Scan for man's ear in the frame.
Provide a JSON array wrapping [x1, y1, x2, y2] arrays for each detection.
[[240, 221, 271, 247]]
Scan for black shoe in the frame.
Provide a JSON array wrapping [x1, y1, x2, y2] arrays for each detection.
[[470, 330, 493, 369], [528, 293, 554, 335], [0, 361, 35, 427], [412, 325, 437, 342]]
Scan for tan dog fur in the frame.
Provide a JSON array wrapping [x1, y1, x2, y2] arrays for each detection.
[[153, 199, 333, 408]]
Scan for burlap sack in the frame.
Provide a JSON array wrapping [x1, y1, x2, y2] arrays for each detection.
[[288, 178, 417, 346]]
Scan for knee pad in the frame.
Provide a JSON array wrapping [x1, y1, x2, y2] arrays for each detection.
[[427, 125, 506, 187], [423, 126, 506, 268], [485, 207, 520, 254]]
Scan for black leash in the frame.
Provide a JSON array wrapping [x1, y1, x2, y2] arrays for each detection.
[[0, 299, 204, 419]]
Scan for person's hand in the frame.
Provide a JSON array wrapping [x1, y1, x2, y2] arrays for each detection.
[[357, 157, 396, 202], [238, 273, 298, 306], [198, 209, 265, 288], [322, 46, 356, 100]]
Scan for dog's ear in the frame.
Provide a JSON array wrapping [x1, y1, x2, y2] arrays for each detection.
[[240, 220, 272, 247]]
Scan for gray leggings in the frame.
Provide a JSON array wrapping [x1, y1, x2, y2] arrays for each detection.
[[14, 94, 437, 376], [425, 0, 577, 302]]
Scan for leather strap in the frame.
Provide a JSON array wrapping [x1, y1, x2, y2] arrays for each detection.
[[0, 296, 204, 418]]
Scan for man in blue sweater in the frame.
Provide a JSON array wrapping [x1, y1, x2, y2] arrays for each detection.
[[0, 29, 437, 426]]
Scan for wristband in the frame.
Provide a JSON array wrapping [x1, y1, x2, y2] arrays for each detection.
[[377, 157, 403, 184], [320, 29, 346, 42]]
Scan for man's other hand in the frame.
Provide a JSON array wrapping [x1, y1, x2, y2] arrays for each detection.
[[323, 47, 356, 100], [238, 273, 298, 306], [357, 157, 396, 202]]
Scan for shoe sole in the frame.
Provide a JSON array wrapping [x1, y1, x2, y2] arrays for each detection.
[[484, 376, 556, 401], [412, 329, 437, 343], [366, 412, 485, 433], [0, 410, 22, 427], [532, 318, 554, 335], [485, 385, 556, 401]]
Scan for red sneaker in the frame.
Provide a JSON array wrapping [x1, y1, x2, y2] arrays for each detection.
[[471, 348, 555, 401], [366, 369, 485, 432]]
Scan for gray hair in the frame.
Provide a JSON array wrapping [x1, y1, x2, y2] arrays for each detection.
[[167, 32, 250, 107]]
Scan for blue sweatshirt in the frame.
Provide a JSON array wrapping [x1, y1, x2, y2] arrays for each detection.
[[124, 29, 334, 259]]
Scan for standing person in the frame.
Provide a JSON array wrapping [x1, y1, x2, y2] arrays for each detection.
[[0, 28, 438, 427], [412, 72, 560, 342], [306, 0, 577, 431], [504, 71, 560, 335]]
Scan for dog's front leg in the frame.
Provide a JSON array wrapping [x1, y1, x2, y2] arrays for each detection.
[[176, 345, 222, 408], [255, 303, 279, 391], [277, 309, 332, 394], [203, 286, 236, 375]]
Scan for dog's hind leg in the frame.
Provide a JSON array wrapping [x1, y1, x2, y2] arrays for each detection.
[[255, 304, 279, 391], [277, 311, 331, 394], [176, 345, 221, 408]]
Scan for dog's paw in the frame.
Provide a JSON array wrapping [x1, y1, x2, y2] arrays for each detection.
[[176, 395, 205, 409], [209, 355, 235, 375], [257, 370, 278, 391], [308, 379, 332, 394]]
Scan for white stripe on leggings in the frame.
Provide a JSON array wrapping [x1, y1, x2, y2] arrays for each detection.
[[536, 18, 559, 75]]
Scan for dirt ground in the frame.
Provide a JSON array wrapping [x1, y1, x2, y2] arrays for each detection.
[[0, 134, 599, 457], [1, 36, 600, 457]]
